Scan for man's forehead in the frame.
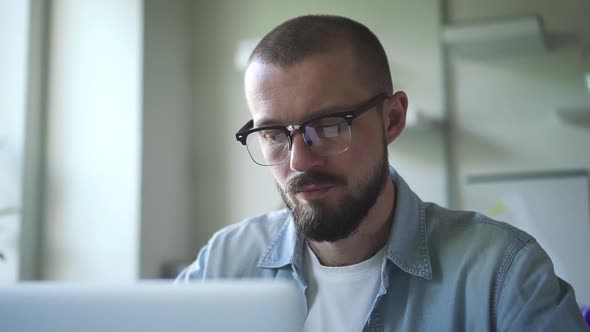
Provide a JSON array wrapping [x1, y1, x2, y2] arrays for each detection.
[[244, 62, 294, 124], [244, 61, 286, 99], [244, 50, 367, 125]]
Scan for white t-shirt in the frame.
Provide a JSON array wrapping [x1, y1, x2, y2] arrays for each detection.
[[302, 244, 385, 332]]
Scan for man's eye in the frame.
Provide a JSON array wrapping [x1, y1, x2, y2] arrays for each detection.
[[308, 117, 345, 138], [320, 125, 340, 138], [261, 131, 286, 143]]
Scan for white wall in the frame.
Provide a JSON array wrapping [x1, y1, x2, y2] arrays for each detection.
[[0, 0, 30, 282], [42, 0, 143, 281], [446, 0, 590, 204], [140, 0, 195, 278]]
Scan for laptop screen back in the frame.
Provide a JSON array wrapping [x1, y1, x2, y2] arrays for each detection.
[[0, 281, 304, 332]]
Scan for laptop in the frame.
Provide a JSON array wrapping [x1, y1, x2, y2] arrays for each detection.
[[0, 280, 304, 332]]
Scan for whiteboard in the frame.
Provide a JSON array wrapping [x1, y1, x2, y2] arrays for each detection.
[[463, 170, 590, 307]]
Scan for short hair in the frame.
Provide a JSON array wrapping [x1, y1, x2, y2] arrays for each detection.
[[248, 15, 393, 93]]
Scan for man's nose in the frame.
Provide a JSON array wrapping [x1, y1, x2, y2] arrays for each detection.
[[289, 131, 324, 172]]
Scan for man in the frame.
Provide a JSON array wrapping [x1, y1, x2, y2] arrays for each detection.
[[177, 15, 588, 331]]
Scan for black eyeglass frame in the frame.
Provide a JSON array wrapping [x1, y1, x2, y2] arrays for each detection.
[[235, 93, 390, 153]]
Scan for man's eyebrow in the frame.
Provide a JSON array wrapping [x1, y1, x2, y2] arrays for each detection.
[[254, 104, 354, 127], [253, 118, 280, 128]]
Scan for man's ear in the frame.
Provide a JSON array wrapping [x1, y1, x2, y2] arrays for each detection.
[[382, 91, 408, 144]]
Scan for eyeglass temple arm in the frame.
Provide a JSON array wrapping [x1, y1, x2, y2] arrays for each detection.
[[235, 119, 254, 145]]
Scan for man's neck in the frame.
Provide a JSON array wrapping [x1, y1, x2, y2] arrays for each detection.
[[307, 178, 396, 267]]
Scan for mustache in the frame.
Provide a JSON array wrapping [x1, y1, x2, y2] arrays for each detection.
[[285, 171, 347, 193]]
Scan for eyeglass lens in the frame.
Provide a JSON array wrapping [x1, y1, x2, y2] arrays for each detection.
[[245, 117, 352, 166]]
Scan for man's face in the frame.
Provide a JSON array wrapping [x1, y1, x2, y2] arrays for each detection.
[[244, 48, 394, 242]]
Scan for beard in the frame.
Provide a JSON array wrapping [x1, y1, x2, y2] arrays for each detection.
[[278, 142, 390, 243]]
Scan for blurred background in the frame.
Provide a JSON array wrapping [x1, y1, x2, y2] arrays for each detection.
[[1, 0, 589, 303]]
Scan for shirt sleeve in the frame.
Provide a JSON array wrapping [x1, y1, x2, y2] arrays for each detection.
[[174, 244, 210, 283], [496, 239, 589, 331]]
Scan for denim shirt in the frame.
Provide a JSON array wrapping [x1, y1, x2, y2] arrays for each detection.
[[177, 168, 588, 331]]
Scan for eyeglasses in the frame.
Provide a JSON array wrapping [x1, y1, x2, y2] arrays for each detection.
[[235, 93, 389, 166]]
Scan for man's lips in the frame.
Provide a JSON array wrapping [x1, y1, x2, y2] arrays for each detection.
[[294, 184, 334, 199], [285, 171, 346, 200]]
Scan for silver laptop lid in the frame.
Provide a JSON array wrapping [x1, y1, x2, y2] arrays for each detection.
[[0, 280, 304, 332]]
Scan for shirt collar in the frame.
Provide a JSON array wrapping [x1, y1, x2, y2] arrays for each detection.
[[258, 166, 432, 280], [258, 214, 303, 270], [385, 167, 432, 279]]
